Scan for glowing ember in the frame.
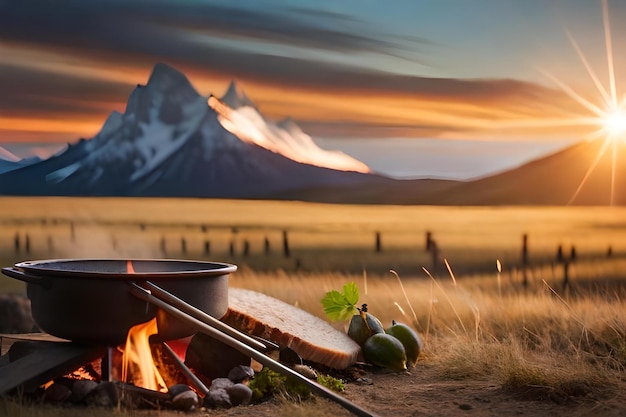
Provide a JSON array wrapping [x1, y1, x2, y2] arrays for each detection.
[[121, 260, 167, 392]]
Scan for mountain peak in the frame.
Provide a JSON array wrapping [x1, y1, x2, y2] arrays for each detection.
[[278, 116, 300, 132], [221, 80, 256, 109], [146, 63, 197, 94]]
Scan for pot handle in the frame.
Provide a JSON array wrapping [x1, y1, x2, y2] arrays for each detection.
[[1, 267, 51, 288]]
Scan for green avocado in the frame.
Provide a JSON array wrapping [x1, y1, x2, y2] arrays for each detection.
[[386, 320, 423, 367], [362, 333, 407, 371], [347, 304, 385, 346]]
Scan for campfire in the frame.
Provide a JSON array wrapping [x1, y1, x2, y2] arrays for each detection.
[[122, 261, 168, 393], [0, 258, 376, 417]]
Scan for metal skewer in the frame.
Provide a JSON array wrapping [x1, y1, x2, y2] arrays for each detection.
[[161, 342, 210, 396], [140, 281, 266, 352], [129, 283, 379, 417]]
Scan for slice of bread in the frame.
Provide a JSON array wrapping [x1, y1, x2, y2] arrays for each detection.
[[221, 288, 361, 370]]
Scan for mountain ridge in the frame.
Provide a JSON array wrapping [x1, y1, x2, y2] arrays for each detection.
[[1, 63, 623, 206], [0, 63, 395, 198]]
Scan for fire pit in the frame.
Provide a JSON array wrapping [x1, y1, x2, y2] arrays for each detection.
[[2, 259, 236, 345], [1, 259, 378, 417]]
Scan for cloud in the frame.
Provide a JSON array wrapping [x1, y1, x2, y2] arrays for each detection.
[[0, 63, 131, 117], [297, 120, 466, 139], [0, 0, 556, 104], [0, 0, 575, 142], [0, 0, 419, 59]]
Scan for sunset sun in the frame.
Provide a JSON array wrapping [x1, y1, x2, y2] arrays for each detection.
[[602, 103, 626, 140], [539, 0, 625, 205]]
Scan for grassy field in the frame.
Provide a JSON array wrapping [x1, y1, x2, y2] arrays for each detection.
[[1, 197, 625, 278], [1, 198, 626, 416]]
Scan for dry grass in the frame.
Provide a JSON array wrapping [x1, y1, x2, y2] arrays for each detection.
[[229, 265, 626, 398], [2, 198, 626, 414], [4, 263, 624, 414]]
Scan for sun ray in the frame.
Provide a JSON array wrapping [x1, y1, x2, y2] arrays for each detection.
[[611, 141, 617, 205], [564, 29, 611, 106], [602, 0, 617, 105], [567, 137, 611, 205], [538, 68, 605, 116], [544, 0, 624, 206]]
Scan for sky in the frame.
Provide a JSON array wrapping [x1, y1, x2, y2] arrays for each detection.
[[1, 0, 626, 179]]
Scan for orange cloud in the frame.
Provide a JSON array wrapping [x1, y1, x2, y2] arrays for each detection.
[[0, 42, 598, 144]]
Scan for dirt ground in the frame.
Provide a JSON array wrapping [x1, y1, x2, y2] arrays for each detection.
[[183, 362, 626, 417], [3, 360, 624, 417]]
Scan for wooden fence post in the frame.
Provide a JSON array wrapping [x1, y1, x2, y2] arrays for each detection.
[[264, 237, 270, 255], [425, 231, 433, 251], [562, 260, 570, 291], [282, 230, 290, 258], [430, 241, 439, 276], [521, 234, 529, 288], [556, 245, 564, 263], [160, 236, 167, 255]]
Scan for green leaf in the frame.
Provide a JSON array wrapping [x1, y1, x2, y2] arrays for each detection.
[[320, 283, 360, 322], [342, 282, 359, 306]]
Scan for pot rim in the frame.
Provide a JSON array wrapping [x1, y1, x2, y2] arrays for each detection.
[[13, 258, 237, 280]]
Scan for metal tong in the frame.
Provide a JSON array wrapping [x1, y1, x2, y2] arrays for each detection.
[[128, 281, 379, 417]]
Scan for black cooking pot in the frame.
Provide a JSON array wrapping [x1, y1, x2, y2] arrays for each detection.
[[1, 259, 236, 346]]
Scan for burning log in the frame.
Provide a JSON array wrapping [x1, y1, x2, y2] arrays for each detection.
[[69, 379, 99, 402]]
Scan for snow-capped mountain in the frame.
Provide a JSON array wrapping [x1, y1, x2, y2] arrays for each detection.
[[0, 146, 41, 174], [212, 82, 370, 174], [0, 145, 20, 163], [0, 159, 20, 175], [0, 63, 387, 197]]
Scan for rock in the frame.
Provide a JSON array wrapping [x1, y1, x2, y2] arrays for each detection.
[[168, 383, 191, 397], [84, 382, 120, 407], [207, 378, 234, 408], [211, 377, 234, 390], [172, 390, 198, 411], [227, 365, 254, 384], [207, 388, 232, 408], [293, 364, 318, 379], [0, 294, 37, 333], [226, 383, 253, 406]]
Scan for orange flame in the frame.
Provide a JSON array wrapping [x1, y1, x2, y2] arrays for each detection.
[[121, 260, 167, 392]]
